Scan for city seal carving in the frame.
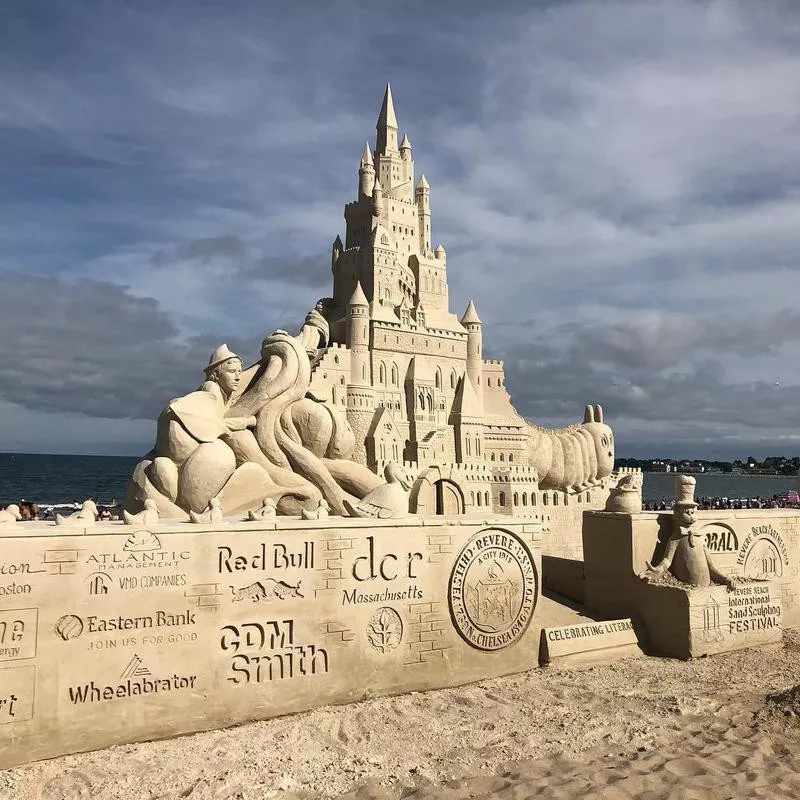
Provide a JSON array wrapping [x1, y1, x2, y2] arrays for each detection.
[[448, 528, 538, 651]]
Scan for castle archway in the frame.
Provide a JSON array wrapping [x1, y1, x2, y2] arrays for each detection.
[[410, 465, 465, 516]]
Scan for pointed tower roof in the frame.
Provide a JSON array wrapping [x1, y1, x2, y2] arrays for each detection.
[[333, 234, 343, 249], [452, 374, 483, 418], [416, 174, 429, 190], [460, 299, 482, 325], [377, 83, 398, 129], [348, 281, 368, 307], [360, 142, 373, 167], [372, 175, 382, 193], [400, 132, 411, 149]]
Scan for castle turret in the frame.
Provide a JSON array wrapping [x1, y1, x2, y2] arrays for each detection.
[[331, 234, 343, 271], [358, 142, 374, 198], [376, 83, 399, 155], [345, 281, 374, 464], [371, 175, 383, 218], [416, 174, 431, 254], [400, 133, 412, 161], [461, 299, 483, 407]]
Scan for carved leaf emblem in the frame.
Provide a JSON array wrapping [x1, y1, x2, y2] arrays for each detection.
[[366, 607, 403, 654]]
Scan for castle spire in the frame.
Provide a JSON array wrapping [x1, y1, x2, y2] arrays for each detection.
[[376, 83, 399, 154], [360, 141, 373, 167]]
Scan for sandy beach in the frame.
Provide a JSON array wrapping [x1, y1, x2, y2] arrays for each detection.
[[4, 610, 800, 800]]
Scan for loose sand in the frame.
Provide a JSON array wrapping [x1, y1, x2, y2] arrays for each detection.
[[5, 609, 800, 800]]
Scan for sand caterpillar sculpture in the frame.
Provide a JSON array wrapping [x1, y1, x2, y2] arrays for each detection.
[[527, 404, 615, 492]]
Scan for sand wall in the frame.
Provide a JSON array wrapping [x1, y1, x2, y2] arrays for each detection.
[[0, 515, 542, 768]]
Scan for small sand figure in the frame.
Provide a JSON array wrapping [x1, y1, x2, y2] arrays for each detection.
[[642, 475, 735, 589], [301, 498, 331, 521], [248, 498, 278, 521], [0, 504, 21, 524], [604, 472, 643, 513], [123, 498, 160, 526], [344, 462, 412, 519], [190, 497, 224, 524], [55, 500, 99, 527]]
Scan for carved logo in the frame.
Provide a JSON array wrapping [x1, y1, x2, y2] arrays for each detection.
[[449, 529, 538, 651], [366, 607, 403, 653], [231, 579, 304, 603], [744, 538, 784, 580], [86, 571, 112, 595], [54, 614, 84, 641], [123, 530, 161, 552], [120, 654, 151, 679]]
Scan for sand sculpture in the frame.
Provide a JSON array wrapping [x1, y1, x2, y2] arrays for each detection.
[[126, 85, 623, 522], [643, 476, 735, 589], [54, 499, 98, 527], [605, 471, 643, 513], [0, 503, 21, 523]]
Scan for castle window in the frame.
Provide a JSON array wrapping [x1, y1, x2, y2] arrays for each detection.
[[391, 363, 398, 386], [531, 493, 536, 506], [513, 492, 519, 506], [466, 437, 471, 456], [522, 493, 527, 507], [476, 440, 481, 456], [477, 493, 482, 507], [484, 491, 489, 506], [450, 371, 456, 390], [334, 355, 339, 365], [499, 453, 504, 462], [509, 454, 514, 463], [379, 363, 386, 385], [340, 376, 345, 385], [435, 368, 442, 390], [587, 492, 592, 503], [487, 378, 492, 387], [553, 493, 559, 506], [543, 493, 549, 506], [490, 453, 495, 462], [470, 491, 475, 504]]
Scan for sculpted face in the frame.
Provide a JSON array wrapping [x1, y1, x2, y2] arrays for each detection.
[[214, 358, 243, 396], [584, 423, 615, 478], [675, 505, 696, 529]]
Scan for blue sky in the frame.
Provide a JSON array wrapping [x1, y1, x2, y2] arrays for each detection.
[[1, 0, 799, 459]]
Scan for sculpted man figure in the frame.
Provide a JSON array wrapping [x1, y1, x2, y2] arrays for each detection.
[[126, 305, 383, 519], [642, 475, 735, 589]]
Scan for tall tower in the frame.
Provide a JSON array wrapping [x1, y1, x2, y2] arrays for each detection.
[[415, 174, 431, 254], [376, 83, 399, 155], [358, 143, 374, 198], [461, 299, 484, 408], [345, 281, 374, 465]]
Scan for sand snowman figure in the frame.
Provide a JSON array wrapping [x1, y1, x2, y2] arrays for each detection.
[[643, 475, 735, 589]]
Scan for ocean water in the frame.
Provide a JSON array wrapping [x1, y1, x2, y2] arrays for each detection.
[[642, 472, 798, 503], [0, 452, 139, 506], [1, 452, 797, 507]]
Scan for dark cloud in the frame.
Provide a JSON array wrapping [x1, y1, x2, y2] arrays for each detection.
[[0, 274, 262, 420]]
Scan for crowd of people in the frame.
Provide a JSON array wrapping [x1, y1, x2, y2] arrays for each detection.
[[0, 499, 120, 521], [643, 493, 800, 511]]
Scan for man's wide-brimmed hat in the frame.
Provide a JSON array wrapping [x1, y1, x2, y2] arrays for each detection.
[[674, 474, 698, 508], [204, 344, 240, 376]]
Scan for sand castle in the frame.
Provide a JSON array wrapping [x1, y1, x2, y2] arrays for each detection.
[[2, 86, 798, 773], [125, 85, 622, 543]]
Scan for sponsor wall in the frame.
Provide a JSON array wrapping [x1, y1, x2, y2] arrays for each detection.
[[0, 516, 541, 768]]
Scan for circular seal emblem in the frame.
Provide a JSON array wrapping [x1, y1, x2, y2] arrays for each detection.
[[54, 614, 84, 641], [448, 528, 538, 651]]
